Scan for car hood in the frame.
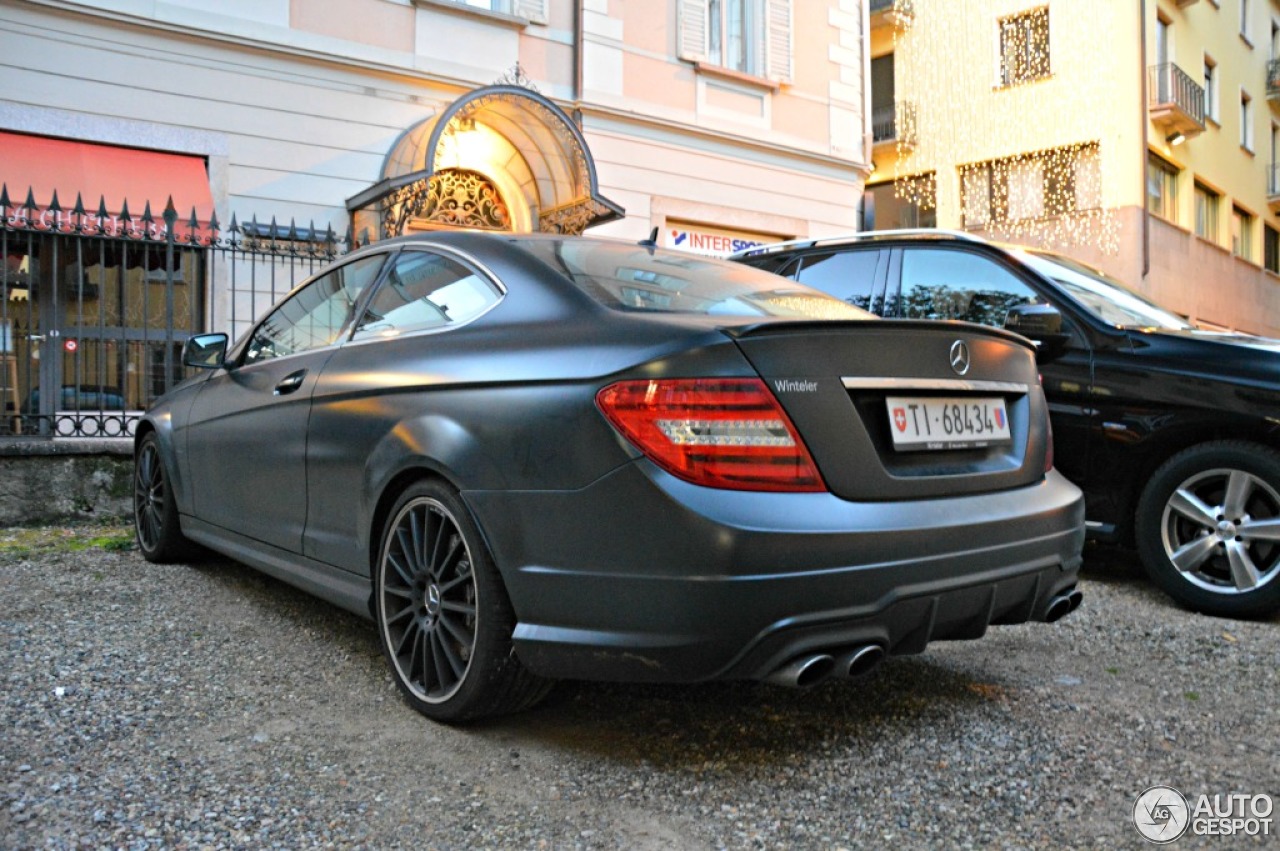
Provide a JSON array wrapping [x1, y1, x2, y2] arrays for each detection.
[[1157, 327, 1280, 353], [1129, 326, 1280, 385]]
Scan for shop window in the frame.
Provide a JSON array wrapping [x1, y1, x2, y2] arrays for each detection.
[[998, 7, 1050, 87]]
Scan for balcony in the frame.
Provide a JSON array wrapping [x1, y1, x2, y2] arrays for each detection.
[[1148, 63, 1205, 141], [870, 0, 913, 31], [872, 100, 917, 153], [1269, 60, 1280, 104], [1269, 164, 1280, 213]]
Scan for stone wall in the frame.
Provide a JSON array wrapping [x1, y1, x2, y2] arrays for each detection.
[[0, 440, 133, 526]]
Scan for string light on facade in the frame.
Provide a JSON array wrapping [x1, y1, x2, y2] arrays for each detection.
[[888, 0, 1119, 254]]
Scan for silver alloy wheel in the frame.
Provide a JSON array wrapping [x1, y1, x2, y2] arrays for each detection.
[[378, 497, 478, 704], [1159, 467, 1280, 594], [134, 441, 166, 553]]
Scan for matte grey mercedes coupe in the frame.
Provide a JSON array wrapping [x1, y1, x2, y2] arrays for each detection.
[[134, 232, 1085, 722]]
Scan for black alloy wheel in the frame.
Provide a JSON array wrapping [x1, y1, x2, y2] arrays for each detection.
[[133, 432, 197, 563], [374, 480, 551, 721], [1137, 441, 1280, 618]]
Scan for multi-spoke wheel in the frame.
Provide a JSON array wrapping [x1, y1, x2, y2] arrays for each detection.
[[374, 480, 551, 721], [134, 432, 197, 563], [1136, 441, 1280, 618]]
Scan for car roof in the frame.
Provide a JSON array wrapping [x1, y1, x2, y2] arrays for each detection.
[[728, 229, 1027, 261]]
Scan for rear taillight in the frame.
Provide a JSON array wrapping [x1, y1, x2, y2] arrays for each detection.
[[596, 378, 826, 492]]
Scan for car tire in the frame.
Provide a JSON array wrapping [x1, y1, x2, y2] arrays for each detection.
[[1136, 441, 1280, 618], [374, 480, 552, 722], [133, 432, 199, 563]]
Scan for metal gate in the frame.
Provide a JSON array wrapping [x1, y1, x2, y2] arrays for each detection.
[[1, 188, 347, 437]]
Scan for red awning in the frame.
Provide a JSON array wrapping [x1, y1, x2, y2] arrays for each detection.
[[0, 131, 216, 243]]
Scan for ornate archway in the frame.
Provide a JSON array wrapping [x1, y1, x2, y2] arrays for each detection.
[[347, 83, 623, 242]]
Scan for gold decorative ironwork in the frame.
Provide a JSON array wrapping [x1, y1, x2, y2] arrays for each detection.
[[539, 199, 611, 235], [380, 169, 510, 238], [436, 93, 591, 202], [493, 62, 541, 93]]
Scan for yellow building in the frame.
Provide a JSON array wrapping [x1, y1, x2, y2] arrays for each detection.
[[868, 0, 1280, 336]]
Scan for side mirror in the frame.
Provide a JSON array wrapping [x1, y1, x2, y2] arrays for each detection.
[[1004, 303, 1069, 360], [183, 333, 228, 370]]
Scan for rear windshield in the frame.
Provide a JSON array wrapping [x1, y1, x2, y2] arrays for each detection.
[[519, 238, 872, 321]]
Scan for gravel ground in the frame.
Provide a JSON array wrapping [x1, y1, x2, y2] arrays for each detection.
[[2, 528, 1277, 850]]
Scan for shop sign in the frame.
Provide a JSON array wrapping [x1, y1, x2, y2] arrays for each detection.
[[664, 222, 780, 257]]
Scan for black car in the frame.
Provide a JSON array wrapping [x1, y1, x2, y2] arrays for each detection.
[[135, 232, 1083, 722], [734, 229, 1280, 618]]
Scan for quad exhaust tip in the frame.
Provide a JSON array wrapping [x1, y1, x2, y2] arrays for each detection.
[[765, 643, 886, 688], [838, 644, 886, 678], [1044, 588, 1084, 623], [765, 653, 836, 688]]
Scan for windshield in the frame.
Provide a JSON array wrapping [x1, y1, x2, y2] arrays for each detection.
[[1015, 250, 1192, 330], [519, 238, 873, 321]]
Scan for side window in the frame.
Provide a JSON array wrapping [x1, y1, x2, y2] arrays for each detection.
[[896, 248, 1044, 328], [244, 254, 387, 364], [794, 250, 883, 312], [352, 250, 501, 341]]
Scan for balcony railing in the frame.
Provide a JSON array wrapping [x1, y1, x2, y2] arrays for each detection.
[[1269, 60, 1280, 100], [1148, 63, 1205, 139], [1269, 164, 1280, 212], [872, 101, 917, 149]]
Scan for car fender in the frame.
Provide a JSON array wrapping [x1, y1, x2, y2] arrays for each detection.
[[135, 382, 204, 517], [356, 411, 484, 565]]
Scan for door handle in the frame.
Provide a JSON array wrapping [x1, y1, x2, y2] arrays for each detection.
[[273, 370, 307, 396]]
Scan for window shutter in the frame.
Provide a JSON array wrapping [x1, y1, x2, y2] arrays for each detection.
[[765, 0, 793, 83], [678, 0, 710, 63], [513, 0, 547, 24]]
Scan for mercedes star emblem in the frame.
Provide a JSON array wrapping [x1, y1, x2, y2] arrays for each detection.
[[949, 340, 971, 376]]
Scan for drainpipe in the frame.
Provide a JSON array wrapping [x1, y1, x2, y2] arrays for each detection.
[[1140, 0, 1150, 279], [863, 0, 874, 230], [573, 0, 584, 110]]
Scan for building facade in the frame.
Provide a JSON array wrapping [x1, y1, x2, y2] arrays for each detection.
[[0, 0, 873, 435], [867, 0, 1280, 336]]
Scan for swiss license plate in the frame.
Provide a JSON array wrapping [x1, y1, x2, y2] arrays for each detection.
[[885, 396, 1012, 451]]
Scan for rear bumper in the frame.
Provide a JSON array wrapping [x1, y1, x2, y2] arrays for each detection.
[[464, 463, 1085, 683]]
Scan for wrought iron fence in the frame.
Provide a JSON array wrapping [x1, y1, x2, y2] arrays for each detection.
[[1270, 59, 1280, 97], [0, 185, 348, 438]]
